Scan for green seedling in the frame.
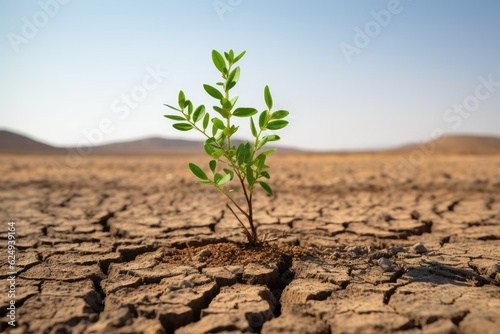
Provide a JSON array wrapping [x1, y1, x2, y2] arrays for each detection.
[[163, 49, 289, 245]]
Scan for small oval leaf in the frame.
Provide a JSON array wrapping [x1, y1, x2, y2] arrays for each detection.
[[212, 118, 226, 130], [233, 50, 246, 63], [259, 181, 273, 196], [227, 66, 240, 89], [259, 110, 268, 129], [209, 160, 217, 173], [189, 163, 208, 180], [250, 117, 257, 137], [203, 113, 210, 131], [178, 91, 186, 109], [264, 86, 273, 110], [271, 110, 289, 119], [193, 105, 206, 123], [173, 123, 193, 131], [263, 134, 280, 142], [233, 107, 258, 117], [163, 114, 185, 121], [203, 84, 224, 100], [217, 173, 232, 186], [266, 120, 288, 130], [212, 50, 227, 73]]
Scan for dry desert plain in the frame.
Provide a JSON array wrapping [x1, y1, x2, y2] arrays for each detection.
[[0, 152, 499, 334]]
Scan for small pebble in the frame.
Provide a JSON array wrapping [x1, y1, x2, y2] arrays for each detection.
[[180, 280, 192, 289], [412, 242, 428, 254], [387, 246, 406, 255], [378, 257, 393, 272], [347, 246, 365, 256], [197, 249, 212, 258]]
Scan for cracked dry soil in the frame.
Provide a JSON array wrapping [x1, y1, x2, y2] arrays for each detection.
[[0, 153, 499, 334]]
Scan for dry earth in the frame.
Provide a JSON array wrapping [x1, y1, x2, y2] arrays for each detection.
[[0, 153, 499, 334]]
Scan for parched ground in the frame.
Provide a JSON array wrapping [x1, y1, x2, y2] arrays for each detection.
[[0, 153, 499, 334]]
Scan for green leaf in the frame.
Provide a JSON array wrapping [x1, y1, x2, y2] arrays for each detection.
[[164, 104, 181, 112], [196, 180, 213, 185], [263, 134, 280, 142], [212, 123, 218, 137], [203, 113, 210, 131], [193, 105, 206, 123], [264, 86, 273, 110], [218, 173, 232, 185], [212, 118, 225, 130], [224, 51, 231, 63], [246, 165, 255, 186], [209, 160, 216, 173], [189, 163, 208, 180], [178, 91, 186, 109], [233, 108, 258, 117], [250, 117, 257, 137], [203, 142, 214, 156], [256, 136, 269, 150], [203, 84, 224, 100], [267, 120, 289, 130], [261, 171, 270, 179], [233, 50, 246, 63], [262, 148, 278, 156], [173, 123, 193, 131], [227, 66, 240, 90], [230, 96, 239, 107], [223, 168, 234, 180], [259, 181, 273, 196], [229, 49, 235, 61], [271, 110, 289, 119], [212, 50, 226, 73], [259, 110, 268, 129], [163, 114, 185, 121], [186, 100, 193, 115], [204, 141, 214, 155], [254, 153, 266, 172], [214, 173, 222, 183]]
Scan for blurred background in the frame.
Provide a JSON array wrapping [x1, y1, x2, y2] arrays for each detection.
[[0, 0, 499, 152]]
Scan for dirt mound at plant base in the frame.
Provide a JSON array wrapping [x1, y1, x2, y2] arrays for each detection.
[[162, 243, 312, 267]]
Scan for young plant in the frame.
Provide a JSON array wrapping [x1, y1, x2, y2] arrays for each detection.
[[163, 49, 289, 245]]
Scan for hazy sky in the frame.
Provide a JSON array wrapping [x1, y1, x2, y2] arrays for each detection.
[[1, 0, 499, 150]]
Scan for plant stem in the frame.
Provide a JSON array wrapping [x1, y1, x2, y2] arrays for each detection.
[[217, 187, 249, 219], [226, 204, 252, 243], [237, 173, 257, 242]]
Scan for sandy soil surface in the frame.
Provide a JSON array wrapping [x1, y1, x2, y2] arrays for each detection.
[[0, 153, 499, 333]]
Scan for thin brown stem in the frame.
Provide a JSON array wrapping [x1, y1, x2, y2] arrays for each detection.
[[217, 188, 249, 219], [236, 171, 257, 242], [226, 204, 252, 243]]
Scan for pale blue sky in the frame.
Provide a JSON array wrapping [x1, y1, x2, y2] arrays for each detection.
[[0, 0, 499, 150]]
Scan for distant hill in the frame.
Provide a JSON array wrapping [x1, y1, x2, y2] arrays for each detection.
[[1, 129, 499, 155], [394, 135, 500, 155], [0, 130, 63, 153], [87, 137, 199, 154]]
